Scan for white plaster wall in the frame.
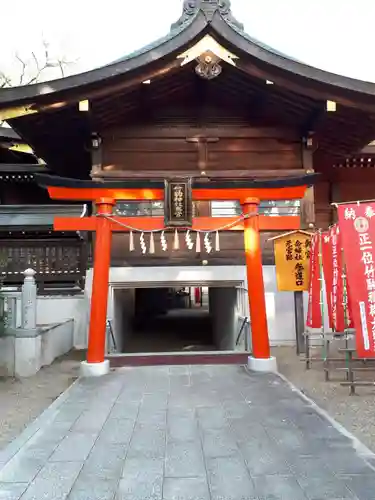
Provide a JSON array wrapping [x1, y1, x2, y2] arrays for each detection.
[[113, 289, 135, 352], [41, 320, 74, 366], [14, 336, 42, 378], [239, 266, 308, 347], [209, 287, 238, 350], [0, 320, 74, 378], [36, 295, 89, 349]]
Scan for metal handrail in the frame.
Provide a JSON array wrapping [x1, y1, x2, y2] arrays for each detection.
[[236, 316, 249, 346]]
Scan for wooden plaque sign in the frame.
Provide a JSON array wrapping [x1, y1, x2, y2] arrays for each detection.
[[271, 231, 312, 292], [164, 178, 192, 227]]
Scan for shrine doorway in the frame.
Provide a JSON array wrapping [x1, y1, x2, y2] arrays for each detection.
[[109, 282, 243, 362]]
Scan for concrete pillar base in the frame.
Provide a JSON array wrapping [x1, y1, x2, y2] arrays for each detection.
[[248, 356, 277, 373], [80, 360, 110, 377]]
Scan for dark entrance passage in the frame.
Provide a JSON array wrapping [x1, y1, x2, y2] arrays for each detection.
[[130, 308, 214, 353], [109, 286, 248, 366]]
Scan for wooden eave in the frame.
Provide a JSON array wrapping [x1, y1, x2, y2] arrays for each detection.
[[1, 9, 375, 112], [335, 142, 375, 168], [0, 164, 47, 173], [34, 172, 319, 191], [0, 204, 84, 228], [2, 4, 375, 179], [0, 13, 208, 110], [210, 15, 375, 111], [0, 126, 21, 142]]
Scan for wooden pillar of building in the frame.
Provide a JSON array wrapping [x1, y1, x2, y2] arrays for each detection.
[[242, 198, 274, 368], [82, 197, 115, 376]]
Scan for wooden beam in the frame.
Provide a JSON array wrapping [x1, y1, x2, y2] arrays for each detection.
[[98, 169, 304, 179], [300, 145, 315, 229], [47, 185, 307, 202], [47, 187, 165, 201], [193, 186, 307, 202]]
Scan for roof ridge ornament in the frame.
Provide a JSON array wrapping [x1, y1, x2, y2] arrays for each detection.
[[171, 0, 244, 31], [177, 34, 238, 80]]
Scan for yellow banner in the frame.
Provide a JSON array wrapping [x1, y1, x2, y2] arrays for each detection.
[[274, 233, 311, 291]]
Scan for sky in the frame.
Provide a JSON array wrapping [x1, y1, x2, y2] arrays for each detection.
[[1, 0, 375, 84]]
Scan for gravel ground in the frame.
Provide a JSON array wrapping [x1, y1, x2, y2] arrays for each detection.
[[0, 350, 83, 450], [274, 345, 375, 452]]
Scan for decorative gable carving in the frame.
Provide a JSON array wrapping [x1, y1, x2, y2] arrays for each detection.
[[171, 0, 244, 31]]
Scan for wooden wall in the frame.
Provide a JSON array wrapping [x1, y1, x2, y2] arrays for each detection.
[[111, 231, 276, 267], [314, 167, 375, 229], [99, 107, 303, 179], [98, 107, 303, 267]]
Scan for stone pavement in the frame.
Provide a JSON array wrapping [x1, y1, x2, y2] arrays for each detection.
[[1, 366, 375, 499]]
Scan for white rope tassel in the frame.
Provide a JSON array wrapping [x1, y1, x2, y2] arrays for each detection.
[[129, 231, 135, 252], [215, 231, 220, 252], [204, 232, 212, 254], [140, 232, 146, 254], [161, 231, 168, 251], [149, 232, 155, 254], [186, 230, 194, 250], [173, 229, 180, 250], [195, 232, 201, 253]]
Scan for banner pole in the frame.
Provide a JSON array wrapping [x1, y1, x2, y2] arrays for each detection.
[[318, 230, 326, 363], [341, 254, 351, 371]]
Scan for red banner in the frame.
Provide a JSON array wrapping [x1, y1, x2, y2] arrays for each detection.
[[322, 231, 333, 328], [322, 226, 353, 332], [306, 232, 322, 328], [332, 225, 354, 332], [337, 202, 375, 357]]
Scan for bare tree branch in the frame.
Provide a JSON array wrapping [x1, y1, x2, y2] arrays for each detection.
[[0, 72, 12, 88], [15, 54, 27, 85], [0, 39, 77, 89]]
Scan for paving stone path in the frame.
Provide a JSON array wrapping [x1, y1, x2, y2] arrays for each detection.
[[1, 365, 375, 499]]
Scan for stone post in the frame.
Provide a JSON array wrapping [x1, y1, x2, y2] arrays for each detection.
[[21, 268, 37, 330], [14, 269, 40, 377]]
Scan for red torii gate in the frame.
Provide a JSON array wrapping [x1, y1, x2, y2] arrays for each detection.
[[35, 173, 315, 375]]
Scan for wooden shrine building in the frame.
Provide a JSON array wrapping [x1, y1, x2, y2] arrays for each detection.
[[0, 126, 87, 293], [2, 0, 375, 373]]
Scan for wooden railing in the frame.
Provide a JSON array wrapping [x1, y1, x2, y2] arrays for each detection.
[[0, 238, 88, 293]]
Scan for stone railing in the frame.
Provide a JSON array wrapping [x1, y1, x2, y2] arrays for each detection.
[[0, 269, 74, 377]]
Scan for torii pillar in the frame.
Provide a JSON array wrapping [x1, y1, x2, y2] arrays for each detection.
[[242, 198, 277, 372], [80, 198, 115, 377]]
